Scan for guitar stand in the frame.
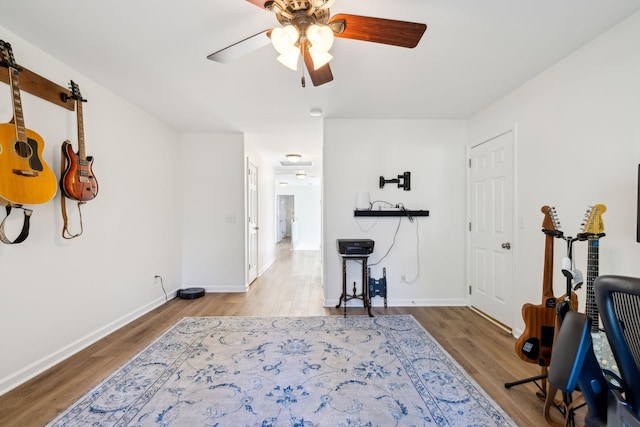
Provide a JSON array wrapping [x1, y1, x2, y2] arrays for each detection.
[[505, 230, 582, 425], [504, 371, 548, 392]]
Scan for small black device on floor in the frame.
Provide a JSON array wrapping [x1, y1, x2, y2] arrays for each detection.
[[177, 287, 205, 299]]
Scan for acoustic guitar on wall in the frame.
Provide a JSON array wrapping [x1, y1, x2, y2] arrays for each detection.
[[60, 80, 98, 201], [515, 206, 578, 366], [0, 40, 57, 205]]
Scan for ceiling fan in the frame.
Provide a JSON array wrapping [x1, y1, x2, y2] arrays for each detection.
[[207, 0, 427, 87]]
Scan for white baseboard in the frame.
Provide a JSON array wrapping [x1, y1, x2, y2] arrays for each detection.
[[258, 257, 276, 276], [0, 292, 176, 397]]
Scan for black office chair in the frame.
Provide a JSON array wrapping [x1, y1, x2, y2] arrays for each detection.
[[548, 310, 609, 426], [546, 275, 640, 427], [595, 275, 640, 426]]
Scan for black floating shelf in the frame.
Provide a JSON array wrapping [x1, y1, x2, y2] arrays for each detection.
[[354, 210, 429, 217]]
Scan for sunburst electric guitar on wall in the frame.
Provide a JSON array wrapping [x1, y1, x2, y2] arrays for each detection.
[[0, 40, 57, 205], [515, 206, 577, 366], [60, 80, 98, 201]]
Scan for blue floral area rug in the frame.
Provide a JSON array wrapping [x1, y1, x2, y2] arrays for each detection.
[[47, 315, 516, 426]]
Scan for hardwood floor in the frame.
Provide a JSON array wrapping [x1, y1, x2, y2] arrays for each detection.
[[0, 241, 581, 426]]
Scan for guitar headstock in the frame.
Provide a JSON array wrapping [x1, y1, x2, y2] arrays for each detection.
[[541, 205, 563, 237], [0, 40, 19, 70], [68, 80, 86, 102], [581, 204, 606, 235]]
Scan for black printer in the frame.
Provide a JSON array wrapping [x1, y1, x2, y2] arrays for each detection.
[[336, 239, 375, 255]]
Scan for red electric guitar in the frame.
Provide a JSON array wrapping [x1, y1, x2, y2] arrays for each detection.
[[60, 80, 98, 201]]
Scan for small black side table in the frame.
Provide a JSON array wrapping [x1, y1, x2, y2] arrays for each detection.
[[336, 255, 373, 317]]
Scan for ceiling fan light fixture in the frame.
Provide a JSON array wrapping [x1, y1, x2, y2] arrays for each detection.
[[309, 48, 332, 70], [277, 49, 300, 70], [271, 25, 299, 55], [306, 24, 334, 52]]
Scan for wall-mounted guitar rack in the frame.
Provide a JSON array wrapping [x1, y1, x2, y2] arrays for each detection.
[[0, 66, 74, 111]]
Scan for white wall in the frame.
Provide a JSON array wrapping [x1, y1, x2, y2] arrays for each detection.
[[323, 119, 468, 307], [0, 27, 182, 394], [469, 12, 640, 335], [181, 132, 246, 291], [275, 183, 322, 250]]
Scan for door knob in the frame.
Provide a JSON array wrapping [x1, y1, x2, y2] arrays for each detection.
[[501, 242, 511, 249]]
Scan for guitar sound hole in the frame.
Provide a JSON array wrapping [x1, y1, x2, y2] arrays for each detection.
[[14, 140, 32, 158]]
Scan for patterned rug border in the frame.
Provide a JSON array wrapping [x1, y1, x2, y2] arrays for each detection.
[[46, 314, 517, 426]]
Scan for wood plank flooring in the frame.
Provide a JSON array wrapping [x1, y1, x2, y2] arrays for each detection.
[[0, 241, 582, 426]]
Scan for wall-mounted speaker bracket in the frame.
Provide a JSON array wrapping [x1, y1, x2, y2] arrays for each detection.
[[379, 171, 411, 191]]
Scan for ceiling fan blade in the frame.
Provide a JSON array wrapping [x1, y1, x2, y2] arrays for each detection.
[[245, 0, 270, 9], [329, 14, 427, 48], [207, 30, 272, 63], [303, 46, 334, 87]]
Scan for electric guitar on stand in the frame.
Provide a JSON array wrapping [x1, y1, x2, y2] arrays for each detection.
[[0, 40, 57, 205], [515, 206, 563, 366], [578, 204, 617, 375], [579, 204, 606, 329], [61, 80, 98, 201]]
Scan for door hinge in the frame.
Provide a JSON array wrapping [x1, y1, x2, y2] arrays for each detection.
[[469, 285, 472, 295], [468, 222, 472, 232], [468, 158, 471, 168]]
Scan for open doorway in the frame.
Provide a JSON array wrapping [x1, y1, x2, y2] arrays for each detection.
[[277, 195, 295, 244], [275, 184, 321, 251]]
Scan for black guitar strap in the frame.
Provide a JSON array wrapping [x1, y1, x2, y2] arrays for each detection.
[[0, 204, 32, 244]]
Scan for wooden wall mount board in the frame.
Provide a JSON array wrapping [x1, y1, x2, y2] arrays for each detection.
[[0, 66, 74, 111]]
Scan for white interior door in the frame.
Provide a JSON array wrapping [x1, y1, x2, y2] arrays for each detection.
[[247, 161, 258, 285], [469, 131, 514, 327]]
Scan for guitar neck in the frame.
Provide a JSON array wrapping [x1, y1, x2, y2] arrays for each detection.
[[541, 232, 555, 300], [8, 66, 27, 142], [586, 236, 600, 331], [76, 100, 86, 160]]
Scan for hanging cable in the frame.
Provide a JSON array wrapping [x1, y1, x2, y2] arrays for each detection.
[[368, 215, 402, 267], [402, 218, 421, 283]]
